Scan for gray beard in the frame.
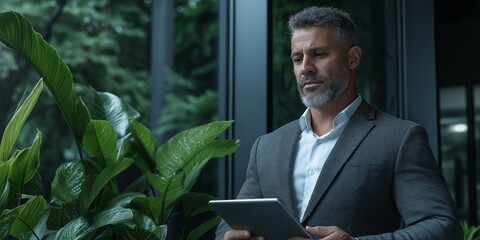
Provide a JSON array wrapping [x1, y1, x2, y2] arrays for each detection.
[[299, 73, 349, 108], [300, 87, 338, 107]]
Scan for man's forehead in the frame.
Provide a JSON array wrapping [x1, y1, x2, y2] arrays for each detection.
[[292, 26, 333, 36], [292, 27, 335, 43], [292, 28, 333, 43], [291, 27, 343, 49]]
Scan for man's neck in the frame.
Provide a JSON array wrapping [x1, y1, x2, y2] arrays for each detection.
[[309, 93, 357, 136]]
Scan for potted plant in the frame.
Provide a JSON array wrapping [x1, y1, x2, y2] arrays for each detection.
[[462, 221, 480, 240], [0, 10, 238, 239]]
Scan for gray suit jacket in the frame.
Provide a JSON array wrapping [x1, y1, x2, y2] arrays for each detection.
[[215, 101, 462, 239]]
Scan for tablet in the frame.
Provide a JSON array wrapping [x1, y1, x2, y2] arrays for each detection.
[[209, 198, 312, 239]]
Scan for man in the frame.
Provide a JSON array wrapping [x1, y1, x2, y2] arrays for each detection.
[[216, 6, 462, 240]]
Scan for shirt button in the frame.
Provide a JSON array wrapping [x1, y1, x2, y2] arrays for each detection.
[[308, 169, 315, 176]]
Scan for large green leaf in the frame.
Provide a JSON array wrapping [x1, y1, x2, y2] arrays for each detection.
[[129, 119, 156, 164], [0, 209, 15, 239], [0, 79, 43, 162], [148, 142, 232, 224], [99, 193, 165, 239], [116, 225, 167, 240], [78, 157, 135, 213], [55, 206, 133, 240], [82, 120, 118, 166], [22, 172, 44, 196], [20, 208, 49, 240], [47, 198, 79, 232], [9, 196, 47, 239], [154, 156, 206, 222], [115, 217, 167, 240], [130, 196, 164, 225], [462, 221, 480, 240], [102, 192, 146, 211], [51, 161, 85, 204], [128, 119, 157, 173], [81, 89, 140, 138], [8, 130, 42, 193], [187, 216, 220, 240], [146, 172, 187, 224], [181, 140, 239, 190], [154, 120, 238, 178], [0, 162, 10, 211], [181, 193, 217, 220], [0, 11, 90, 148], [148, 121, 239, 223], [181, 193, 221, 240]]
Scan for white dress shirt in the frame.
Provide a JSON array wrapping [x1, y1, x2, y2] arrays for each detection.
[[293, 95, 362, 220]]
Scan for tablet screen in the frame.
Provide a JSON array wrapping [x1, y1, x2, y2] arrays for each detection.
[[209, 198, 312, 239]]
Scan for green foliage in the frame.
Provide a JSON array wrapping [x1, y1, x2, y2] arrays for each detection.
[[0, 10, 239, 240], [462, 221, 480, 240], [156, 70, 218, 136], [0, 0, 152, 190], [156, 0, 219, 137], [180, 192, 221, 240], [0, 80, 43, 162]]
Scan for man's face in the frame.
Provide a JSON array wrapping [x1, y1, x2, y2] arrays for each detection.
[[290, 26, 350, 108]]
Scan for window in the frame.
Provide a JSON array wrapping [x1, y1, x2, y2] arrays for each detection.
[[271, 0, 399, 129]]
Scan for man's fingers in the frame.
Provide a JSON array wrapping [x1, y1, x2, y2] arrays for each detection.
[[224, 229, 265, 240], [306, 226, 332, 235], [305, 226, 353, 240], [224, 229, 251, 239]]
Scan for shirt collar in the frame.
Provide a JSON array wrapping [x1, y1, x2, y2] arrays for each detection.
[[299, 95, 363, 132]]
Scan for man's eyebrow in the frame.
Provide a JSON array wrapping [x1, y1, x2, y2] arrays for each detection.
[[291, 46, 329, 57], [290, 51, 301, 58], [307, 46, 328, 52]]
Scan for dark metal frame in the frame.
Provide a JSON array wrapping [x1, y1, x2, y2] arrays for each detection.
[[217, 0, 272, 198]]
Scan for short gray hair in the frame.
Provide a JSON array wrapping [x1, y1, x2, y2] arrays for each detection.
[[288, 6, 357, 49]]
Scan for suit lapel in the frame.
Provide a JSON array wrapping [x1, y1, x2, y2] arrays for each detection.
[[275, 122, 302, 216], [301, 101, 376, 222]]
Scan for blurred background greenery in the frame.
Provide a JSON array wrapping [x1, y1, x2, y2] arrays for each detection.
[[1, 0, 151, 190]]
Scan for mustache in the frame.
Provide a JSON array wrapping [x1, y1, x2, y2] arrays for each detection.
[[298, 75, 326, 87]]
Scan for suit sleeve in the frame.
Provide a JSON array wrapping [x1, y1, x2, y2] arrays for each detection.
[[358, 125, 463, 240], [215, 137, 265, 240]]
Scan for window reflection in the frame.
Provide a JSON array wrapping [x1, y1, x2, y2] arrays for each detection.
[[439, 86, 468, 220], [155, 1, 220, 239], [474, 85, 480, 223], [163, 0, 220, 195]]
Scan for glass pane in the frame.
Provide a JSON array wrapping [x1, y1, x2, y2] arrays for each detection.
[[475, 85, 480, 223], [158, 1, 220, 239], [166, 0, 220, 195], [439, 86, 468, 221], [271, 1, 398, 129]]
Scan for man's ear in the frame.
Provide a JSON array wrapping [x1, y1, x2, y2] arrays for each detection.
[[348, 46, 362, 69]]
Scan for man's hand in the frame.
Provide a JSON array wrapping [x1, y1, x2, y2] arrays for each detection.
[[289, 226, 354, 240], [307, 226, 354, 240], [224, 229, 265, 240], [224, 226, 353, 240]]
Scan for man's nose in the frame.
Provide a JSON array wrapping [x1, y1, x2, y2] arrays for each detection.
[[301, 56, 315, 75]]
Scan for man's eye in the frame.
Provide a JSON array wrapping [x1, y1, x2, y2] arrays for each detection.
[[315, 52, 326, 57], [292, 57, 302, 63]]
